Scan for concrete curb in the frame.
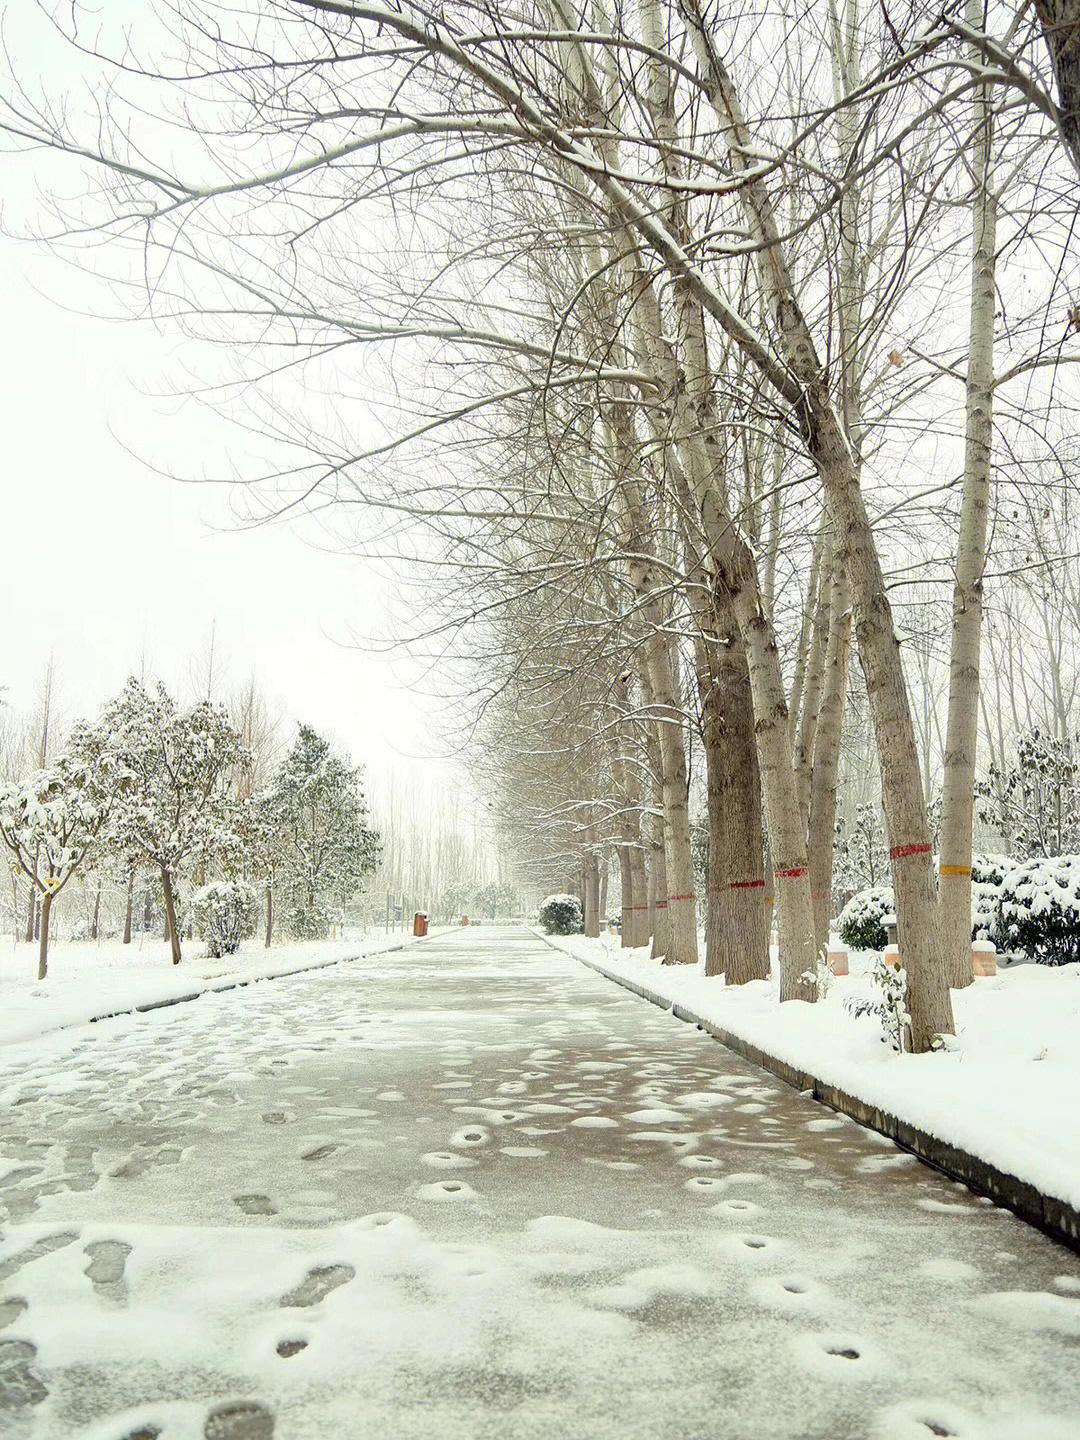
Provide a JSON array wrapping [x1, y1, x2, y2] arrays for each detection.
[[538, 932, 1080, 1256]]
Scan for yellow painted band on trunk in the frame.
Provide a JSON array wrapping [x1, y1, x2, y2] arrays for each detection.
[[938, 865, 973, 877]]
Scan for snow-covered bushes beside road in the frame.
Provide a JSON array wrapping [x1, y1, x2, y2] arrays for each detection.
[[838, 854, 1012, 951], [538, 894, 584, 935], [192, 881, 259, 957], [836, 886, 893, 950], [992, 854, 1080, 965]]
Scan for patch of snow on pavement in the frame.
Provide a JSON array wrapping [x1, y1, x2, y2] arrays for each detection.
[[546, 932, 1080, 1213]]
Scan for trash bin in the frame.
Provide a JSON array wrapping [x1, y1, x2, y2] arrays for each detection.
[[413, 912, 428, 937]]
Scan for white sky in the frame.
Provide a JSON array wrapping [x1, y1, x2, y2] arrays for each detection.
[[0, 233, 448, 783]]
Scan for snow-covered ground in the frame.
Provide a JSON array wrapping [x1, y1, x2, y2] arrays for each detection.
[[0, 930, 437, 1048], [3, 925, 1080, 1440], [546, 933, 1080, 1214]]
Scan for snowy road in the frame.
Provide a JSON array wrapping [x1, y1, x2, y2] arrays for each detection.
[[2, 926, 1080, 1440]]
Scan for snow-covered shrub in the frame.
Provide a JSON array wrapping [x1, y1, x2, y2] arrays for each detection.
[[838, 866, 1008, 947], [844, 955, 910, 1053], [970, 881, 1000, 940], [836, 886, 894, 951], [193, 881, 259, 957], [990, 855, 1080, 965], [538, 893, 584, 935], [971, 853, 1009, 886], [970, 854, 1008, 940], [282, 897, 334, 941]]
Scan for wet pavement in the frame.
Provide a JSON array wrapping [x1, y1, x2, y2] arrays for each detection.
[[2, 925, 1080, 1439]]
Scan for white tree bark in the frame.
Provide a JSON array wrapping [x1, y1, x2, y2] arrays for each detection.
[[940, 0, 998, 989]]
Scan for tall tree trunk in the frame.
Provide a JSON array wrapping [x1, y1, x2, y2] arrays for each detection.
[[598, 860, 608, 932], [707, 589, 770, 984], [624, 242, 783, 982], [704, 714, 724, 978], [642, 716, 673, 960], [651, 840, 671, 959], [161, 866, 182, 965], [811, 405, 952, 1048], [37, 892, 52, 982], [721, 546, 816, 1000], [584, 853, 601, 937], [809, 555, 853, 957], [646, 851, 658, 950], [675, 19, 953, 1048], [604, 384, 696, 964], [265, 883, 274, 948], [618, 846, 634, 948], [123, 872, 134, 945], [91, 881, 101, 942], [1031, 0, 1080, 172], [639, 629, 697, 965], [788, 515, 828, 726], [628, 844, 650, 948], [793, 535, 833, 827], [941, 1, 998, 991]]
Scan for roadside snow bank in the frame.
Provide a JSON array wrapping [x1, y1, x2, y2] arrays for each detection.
[[545, 933, 1080, 1213], [0, 930, 439, 1048]]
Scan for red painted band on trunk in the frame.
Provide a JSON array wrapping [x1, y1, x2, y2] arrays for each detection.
[[726, 879, 766, 890], [889, 842, 932, 860], [668, 894, 695, 903], [774, 867, 808, 880]]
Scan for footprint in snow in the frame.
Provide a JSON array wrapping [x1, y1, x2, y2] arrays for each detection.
[[0, 1338, 48, 1410], [0, 1298, 28, 1333], [204, 1400, 274, 1440], [870, 1399, 978, 1437], [279, 1264, 355, 1308], [0, 1231, 78, 1283], [452, 1126, 491, 1148], [234, 1194, 277, 1216], [84, 1240, 132, 1303], [417, 1180, 478, 1202], [749, 1275, 825, 1310], [713, 1198, 761, 1216], [791, 1331, 880, 1380]]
